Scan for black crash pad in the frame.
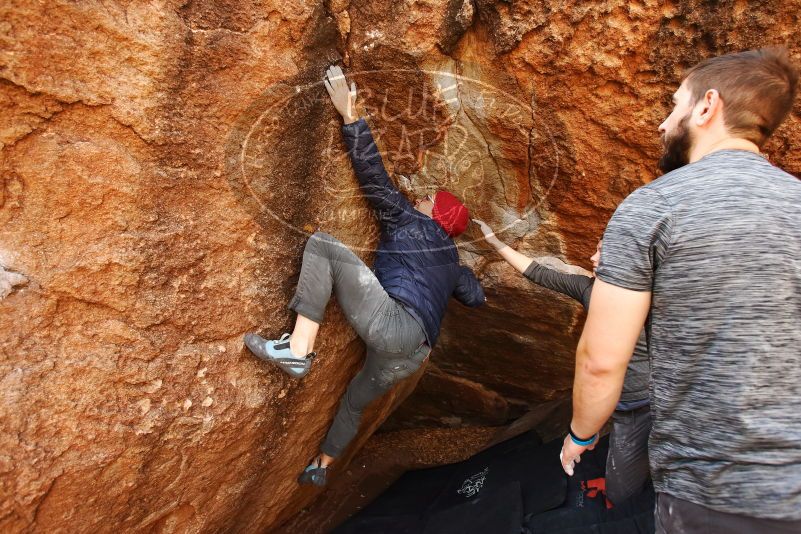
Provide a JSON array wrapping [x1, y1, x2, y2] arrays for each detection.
[[334, 431, 655, 534]]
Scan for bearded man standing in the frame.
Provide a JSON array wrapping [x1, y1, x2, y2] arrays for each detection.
[[559, 48, 801, 533]]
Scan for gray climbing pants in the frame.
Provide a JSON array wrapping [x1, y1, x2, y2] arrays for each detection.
[[288, 232, 429, 458], [606, 404, 651, 504]]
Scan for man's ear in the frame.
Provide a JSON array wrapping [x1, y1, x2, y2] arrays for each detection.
[[696, 89, 722, 127]]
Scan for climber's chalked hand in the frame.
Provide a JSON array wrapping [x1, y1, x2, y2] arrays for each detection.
[[323, 65, 358, 123]]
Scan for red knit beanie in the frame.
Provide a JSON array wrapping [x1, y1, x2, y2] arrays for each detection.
[[431, 191, 469, 237]]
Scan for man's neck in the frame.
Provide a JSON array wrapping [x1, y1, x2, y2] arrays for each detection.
[[689, 136, 760, 163]]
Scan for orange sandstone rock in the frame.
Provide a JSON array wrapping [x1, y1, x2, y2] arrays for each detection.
[[0, 1, 798, 532]]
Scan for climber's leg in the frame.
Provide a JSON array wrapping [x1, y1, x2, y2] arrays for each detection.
[[246, 231, 392, 376], [319, 313, 428, 460], [287, 231, 391, 355], [298, 312, 428, 486], [318, 348, 387, 461], [297, 348, 388, 485], [289, 315, 319, 359]]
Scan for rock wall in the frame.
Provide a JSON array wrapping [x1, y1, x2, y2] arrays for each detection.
[[1, 1, 798, 532]]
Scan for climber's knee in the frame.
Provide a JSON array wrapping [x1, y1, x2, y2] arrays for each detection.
[[309, 230, 333, 241], [305, 231, 339, 259]]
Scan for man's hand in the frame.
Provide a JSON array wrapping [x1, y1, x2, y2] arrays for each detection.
[[559, 433, 596, 476], [323, 65, 358, 124], [472, 218, 495, 239], [472, 218, 504, 250], [472, 218, 536, 273]]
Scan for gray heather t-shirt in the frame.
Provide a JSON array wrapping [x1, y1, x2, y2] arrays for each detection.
[[522, 262, 650, 406], [597, 149, 801, 520]]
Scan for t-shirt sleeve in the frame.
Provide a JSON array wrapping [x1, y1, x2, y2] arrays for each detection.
[[595, 186, 674, 292]]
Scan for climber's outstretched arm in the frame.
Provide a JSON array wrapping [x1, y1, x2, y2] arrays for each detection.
[[323, 65, 415, 230], [473, 219, 592, 303]]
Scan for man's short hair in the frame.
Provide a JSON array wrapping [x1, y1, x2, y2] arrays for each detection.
[[682, 47, 799, 147]]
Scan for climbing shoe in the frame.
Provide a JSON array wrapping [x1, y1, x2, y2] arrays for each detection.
[[298, 457, 328, 487], [243, 333, 315, 378]]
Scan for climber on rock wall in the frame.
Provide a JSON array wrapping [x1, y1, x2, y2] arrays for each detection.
[[472, 225, 651, 506], [558, 47, 801, 533], [243, 65, 485, 487]]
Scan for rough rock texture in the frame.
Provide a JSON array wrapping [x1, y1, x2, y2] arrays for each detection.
[[1, 1, 799, 533]]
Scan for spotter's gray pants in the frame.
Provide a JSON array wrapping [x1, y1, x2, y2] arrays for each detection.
[[655, 493, 801, 533], [606, 404, 652, 504], [288, 232, 429, 458]]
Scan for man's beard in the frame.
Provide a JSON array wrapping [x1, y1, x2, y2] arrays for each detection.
[[657, 114, 693, 174]]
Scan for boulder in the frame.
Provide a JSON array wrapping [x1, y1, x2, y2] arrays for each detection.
[[0, 0, 798, 532]]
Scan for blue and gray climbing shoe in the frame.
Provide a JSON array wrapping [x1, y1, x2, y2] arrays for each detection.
[[244, 333, 315, 378], [298, 457, 328, 487]]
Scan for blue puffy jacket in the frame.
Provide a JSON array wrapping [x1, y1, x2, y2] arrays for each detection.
[[341, 118, 485, 346]]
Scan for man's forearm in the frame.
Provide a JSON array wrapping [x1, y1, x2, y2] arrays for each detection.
[[570, 338, 627, 438], [569, 280, 649, 438], [342, 113, 359, 125], [560, 277, 650, 475], [488, 236, 534, 274]]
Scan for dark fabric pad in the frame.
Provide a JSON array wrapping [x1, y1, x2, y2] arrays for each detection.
[[332, 513, 424, 534], [426, 430, 565, 516], [334, 430, 564, 533], [335, 432, 655, 534], [422, 481, 523, 534]]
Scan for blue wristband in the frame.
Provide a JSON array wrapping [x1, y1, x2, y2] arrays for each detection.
[[568, 426, 597, 446]]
